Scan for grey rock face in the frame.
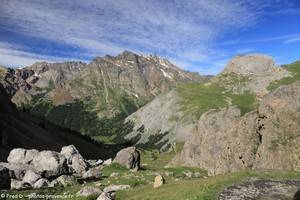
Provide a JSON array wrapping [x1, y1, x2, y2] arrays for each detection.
[[22, 170, 41, 186], [32, 151, 68, 178], [114, 147, 140, 170], [71, 154, 89, 175], [218, 179, 300, 200], [7, 148, 39, 165], [173, 82, 300, 175], [0, 166, 10, 189], [60, 145, 79, 164], [76, 187, 102, 197]]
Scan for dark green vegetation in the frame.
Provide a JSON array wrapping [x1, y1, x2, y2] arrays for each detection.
[[268, 61, 300, 91]]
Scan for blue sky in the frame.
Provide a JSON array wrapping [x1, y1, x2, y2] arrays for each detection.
[[0, 0, 299, 75]]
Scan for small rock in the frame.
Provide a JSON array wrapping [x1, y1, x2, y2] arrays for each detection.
[[72, 154, 89, 175], [153, 175, 165, 188], [87, 159, 103, 167], [7, 148, 39, 164], [82, 167, 101, 179], [97, 191, 115, 200], [76, 187, 102, 197], [114, 147, 140, 170], [54, 175, 77, 187], [110, 172, 119, 177], [60, 145, 79, 164], [22, 170, 41, 186], [103, 158, 112, 166], [33, 178, 50, 189]]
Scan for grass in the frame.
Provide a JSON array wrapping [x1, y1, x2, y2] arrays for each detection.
[[268, 61, 300, 91], [116, 170, 300, 200], [176, 81, 257, 118]]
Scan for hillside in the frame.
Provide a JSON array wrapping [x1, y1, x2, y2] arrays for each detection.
[[0, 83, 121, 161], [0, 51, 206, 144]]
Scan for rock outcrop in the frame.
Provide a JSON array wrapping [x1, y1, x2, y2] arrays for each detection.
[[114, 147, 140, 170], [173, 82, 300, 175]]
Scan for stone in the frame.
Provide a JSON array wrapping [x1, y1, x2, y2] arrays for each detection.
[[218, 179, 300, 200], [22, 170, 41, 186], [97, 192, 115, 200], [103, 158, 112, 166], [60, 145, 79, 164], [86, 159, 103, 167], [153, 175, 165, 188], [72, 154, 89, 175], [32, 150, 68, 178], [0, 166, 11, 189], [54, 175, 77, 187], [82, 167, 101, 179], [33, 178, 50, 189], [7, 148, 39, 164], [0, 162, 33, 180], [10, 179, 30, 190], [114, 147, 140, 170], [76, 187, 102, 197]]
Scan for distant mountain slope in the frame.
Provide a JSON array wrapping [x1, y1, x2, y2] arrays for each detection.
[[124, 55, 296, 150], [0, 83, 120, 161], [0, 51, 206, 144]]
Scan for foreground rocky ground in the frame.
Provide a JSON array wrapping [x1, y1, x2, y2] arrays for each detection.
[[1, 144, 300, 200]]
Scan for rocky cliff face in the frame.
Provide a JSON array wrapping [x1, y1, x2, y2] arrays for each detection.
[[0, 51, 205, 143], [172, 81, 300, 175]]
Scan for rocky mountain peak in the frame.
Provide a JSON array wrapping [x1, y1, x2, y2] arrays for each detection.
[[222, 54, 282, 76]]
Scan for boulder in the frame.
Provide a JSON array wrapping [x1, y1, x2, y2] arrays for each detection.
[[71, 154, 89, 175], [0, 162, 32, 179], [153, 175, 165, 188], [10, 179, 30, 190], [33, 178, 50, 189], [114, 147, 140, 170], [60, 145, 79, 164], [7, 148, 39, 165], [76, 187, 102, 197], [32, 151, 68, 178], [97, 192, 115, 200], [82, 167, 101, 179], [103, 158, 112, 166], [53, 175, 77, 187], [22, 170, 41, 186], [0, 166, 11, 189]]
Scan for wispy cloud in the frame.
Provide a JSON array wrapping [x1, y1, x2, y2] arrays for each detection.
[[0, 0, 271, 68], [284, 37, 300, 44], [0, 42, 87, 67]]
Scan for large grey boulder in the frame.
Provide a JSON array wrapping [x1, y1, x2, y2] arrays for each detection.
[[32, 151, 68, 178], [60, 145, 79, 164], [7, 148, 39, 164], [22, 170, 41, 186], [71, 154, 89, 175], [76, 187, 102, 197], [114, 147, 140, 170], [0, 166, 11, 189]]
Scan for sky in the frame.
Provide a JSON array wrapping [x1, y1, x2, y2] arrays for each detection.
[[0, 0, 299, 75]]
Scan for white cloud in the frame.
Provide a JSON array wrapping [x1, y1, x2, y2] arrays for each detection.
[[0, 0, 271, 67], [0, 42, 87, 67], [284, 37, 300, 44]]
